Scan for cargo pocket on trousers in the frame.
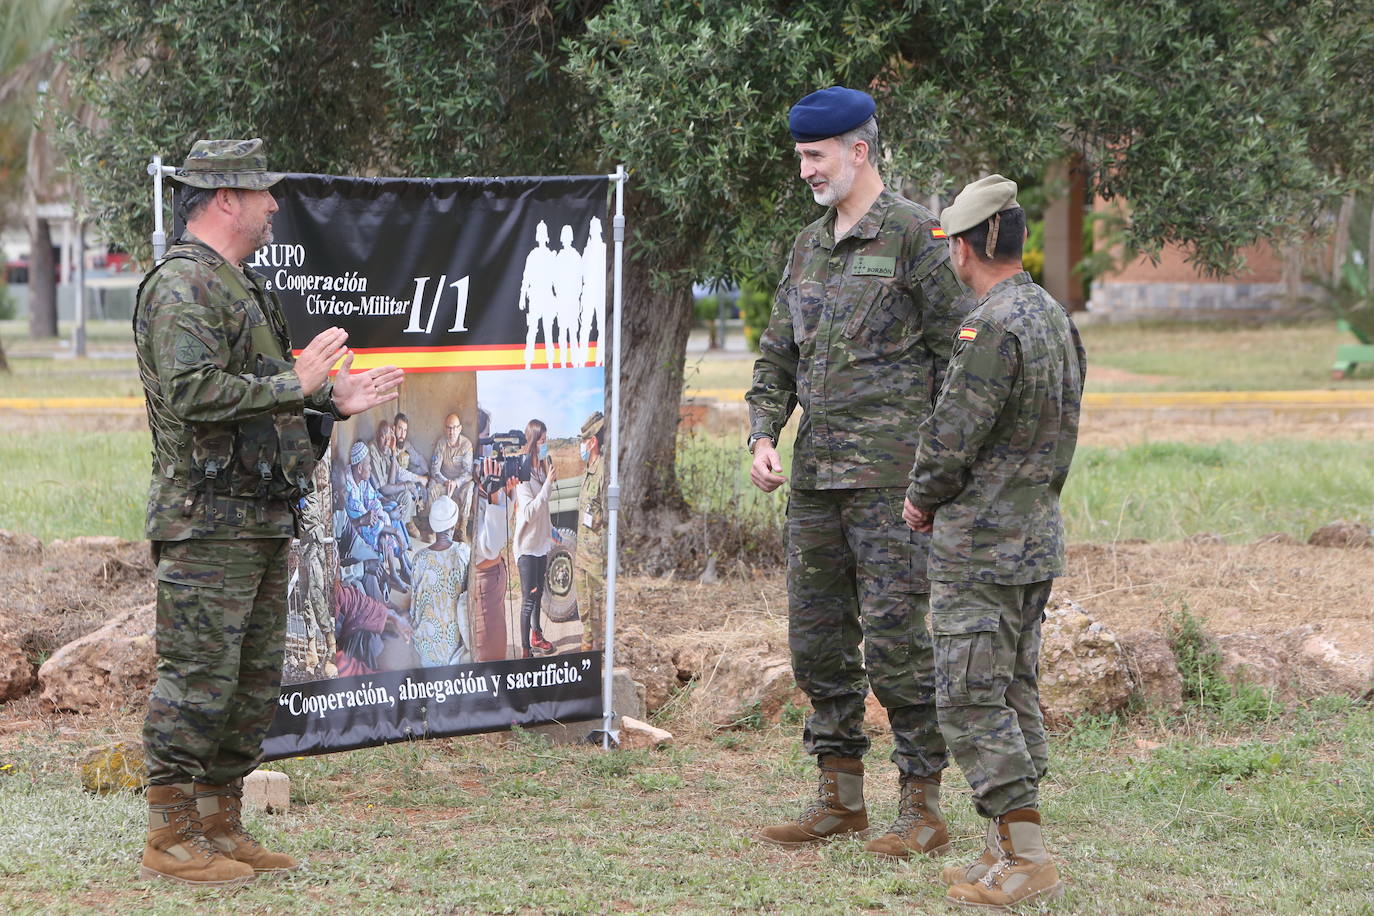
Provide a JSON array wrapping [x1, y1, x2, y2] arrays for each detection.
[[155, 557, 226, 662], [932, 613, 999, 707]]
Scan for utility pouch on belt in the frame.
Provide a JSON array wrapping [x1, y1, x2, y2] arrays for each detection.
[[254, 353, 318, 501], [305, 409, 335, 462]]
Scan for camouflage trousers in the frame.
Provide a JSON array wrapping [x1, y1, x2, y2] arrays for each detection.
[[787, 487, 946, 778], [576, 563, 604, 653], [931, 578, 1052, 818], [301, 540, 331, 645], [144, 537, 290, 786]]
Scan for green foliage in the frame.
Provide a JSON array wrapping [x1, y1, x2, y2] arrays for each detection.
[[56, 0, 1374, 283], [693, 294, 721, 325], [0, 280, 15, 321], [57, 1, 394, 263], [1312, 194, 1374, 342], [1152, 741, 1289, 783], [737, 282, 771, 353], [1167, 610, 1277, 724], [1022, 220, 1045, 284]]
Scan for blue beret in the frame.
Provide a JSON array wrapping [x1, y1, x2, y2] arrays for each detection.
[[789, 86, 876, 142]]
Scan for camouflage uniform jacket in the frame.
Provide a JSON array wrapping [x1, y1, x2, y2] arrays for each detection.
[[906, 272, 1087, 585], [747, 189, 970, 488], [574, 455, 605, 571], [134, 234, 341, 541]]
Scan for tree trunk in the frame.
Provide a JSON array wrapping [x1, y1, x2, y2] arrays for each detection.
[[609, 196, 696, 543], [0, 336, 8, 373], [27, 216, 57, 339]]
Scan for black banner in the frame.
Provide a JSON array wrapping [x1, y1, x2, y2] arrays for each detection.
[[254, 173, 610, 759], [265, 653, 602, 758]]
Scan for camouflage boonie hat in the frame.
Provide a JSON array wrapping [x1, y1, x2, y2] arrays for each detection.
[[172, 138, 284, 190], [580, 411, 605, 439]]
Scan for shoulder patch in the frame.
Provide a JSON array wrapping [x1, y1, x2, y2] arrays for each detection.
[[930, 227, 947, 239], [957, 327, 978, 341]]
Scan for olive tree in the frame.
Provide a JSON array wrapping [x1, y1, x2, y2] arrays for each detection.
[[58, 0, 1374, 535]]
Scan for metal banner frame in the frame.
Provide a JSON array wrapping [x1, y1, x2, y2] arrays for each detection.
[[146, 157, 630, 749]]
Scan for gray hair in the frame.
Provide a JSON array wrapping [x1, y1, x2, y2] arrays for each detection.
[[176, 185, 217, 224], [837, 116, 880, 164]]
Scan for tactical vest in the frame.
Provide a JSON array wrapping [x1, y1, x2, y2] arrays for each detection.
[[135, 243, 317, 525]]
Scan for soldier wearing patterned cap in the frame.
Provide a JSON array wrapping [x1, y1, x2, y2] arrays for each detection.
[[574, 411, 606, 652], [903, 175, 1086, 909], [133, 138, 404, 886], [748, 87, 973, 854]]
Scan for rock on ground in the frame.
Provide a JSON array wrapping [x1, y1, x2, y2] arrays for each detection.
[[1117, 629, 1183, 714], [1039, 597, 1133, 726], [1217, 623, 1374, 700], [244, 770, 290, 813], [613, 625, 679, 713], [0, 636, 36, 701], [1308, 520, 1372, 549], [672, 645, 806, 728], [38, 603, 155, 713], [79, 741, 147, 794], [619, 716, 674, 750]]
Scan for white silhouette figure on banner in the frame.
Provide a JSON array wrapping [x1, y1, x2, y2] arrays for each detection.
[[579, 216, 606, 366], [551, 224, 584, 369], [518, 221, 557, 370]]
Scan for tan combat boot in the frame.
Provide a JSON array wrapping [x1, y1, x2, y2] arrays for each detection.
[[195, 781, 300, 876], [946, 808, 1063, 909], [759, 755, 868, 847], [864, 773, 951, 858], [940, 817, 1000, 886], [139, 783, 255, 886]]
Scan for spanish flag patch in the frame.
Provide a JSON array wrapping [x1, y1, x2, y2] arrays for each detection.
[[931, 227, 947, 239], [958, 327, 978, 341]]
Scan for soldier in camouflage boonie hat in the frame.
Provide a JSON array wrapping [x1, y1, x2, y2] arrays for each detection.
[[580, 411, 605, 439], [172, 138, 284, 191]]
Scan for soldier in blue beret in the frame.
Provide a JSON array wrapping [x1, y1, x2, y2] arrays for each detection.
[[750, 89, 973, 856]]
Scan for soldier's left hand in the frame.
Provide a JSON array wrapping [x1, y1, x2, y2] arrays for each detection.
[[903, 497, 933, 533], [331, 351, 404, 415]]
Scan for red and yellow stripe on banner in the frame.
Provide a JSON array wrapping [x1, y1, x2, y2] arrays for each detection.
[[296, 343, 601, 374]]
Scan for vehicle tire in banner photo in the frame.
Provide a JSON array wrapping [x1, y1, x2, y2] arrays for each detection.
[[244, 173, 610, 760]]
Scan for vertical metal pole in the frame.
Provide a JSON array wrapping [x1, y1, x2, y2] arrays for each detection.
[[149, 156, 167, 261], [73, 221, 86, 357], [601, 165, 627, 748]]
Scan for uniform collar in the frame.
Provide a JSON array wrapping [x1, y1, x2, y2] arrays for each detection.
[[818, 188, 893, 249], [176, 230, 262, 285], [978, 270, 1033, 305]]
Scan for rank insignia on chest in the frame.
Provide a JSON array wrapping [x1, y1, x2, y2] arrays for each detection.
[[851, 255, 896, 277], [930, 227, 947, 239], [958, 327, 978, 341]]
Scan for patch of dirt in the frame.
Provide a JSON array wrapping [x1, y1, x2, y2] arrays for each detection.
[[1056, 540, 1372, 635], [1078, 417, 1374, 448], [0, 408, 147, 433], [1087, 365, 1173, 387], [0, 532, 154, 664], [0, 532, 1369, 740]]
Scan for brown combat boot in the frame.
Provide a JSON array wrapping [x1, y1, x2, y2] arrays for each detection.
[[946, 808, 1063, 909], [758, 755, 868, 847], [195, 781, 300, 876], [940, 817, 1000, 886], [139, 783, 255, 887], [864, 773, 951, 857]]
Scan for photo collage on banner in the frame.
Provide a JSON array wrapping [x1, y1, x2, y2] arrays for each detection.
[[233, 174, 609, 758]]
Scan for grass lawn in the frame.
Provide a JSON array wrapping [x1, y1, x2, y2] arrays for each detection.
[[684, 317, 1374, 395], [676, 431, 1372, 546], [0, 429, 149, 542], [1, 429, 1369, 546], [0, 695, 1370, 914]]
